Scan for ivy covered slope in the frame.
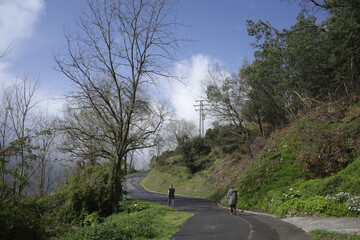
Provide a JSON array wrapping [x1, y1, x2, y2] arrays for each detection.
[[143, 99, 360, 217]]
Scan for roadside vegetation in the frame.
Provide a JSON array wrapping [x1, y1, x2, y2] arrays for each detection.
[[51, 199, 192, 240], [310, 230, 360, 240], [0, 163, 192, 240]]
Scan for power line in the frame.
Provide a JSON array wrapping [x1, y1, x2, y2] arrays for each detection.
[[194, 100, 209, 137]]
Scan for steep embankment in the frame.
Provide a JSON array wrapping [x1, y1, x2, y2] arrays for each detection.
[[142, 151, 255, 201], [142, 99, 360, 217]]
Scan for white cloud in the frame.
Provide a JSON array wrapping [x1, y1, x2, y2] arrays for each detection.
[[0, 0, 45, 52], [164, 54, 221, 126], [0, 0, 45, 95], [0, 0, 63, 116], [0, 62, 16, 87]]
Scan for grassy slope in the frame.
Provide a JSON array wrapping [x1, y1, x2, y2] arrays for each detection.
[[142, 151, 254, 203], [142, 100, 360, 218]]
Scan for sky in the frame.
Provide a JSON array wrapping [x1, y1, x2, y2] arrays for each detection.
[[0, 0, 317, 126]]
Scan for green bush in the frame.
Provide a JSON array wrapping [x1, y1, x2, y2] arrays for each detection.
[[276, 196, 352, 218], [151, 150, 176, 167], [0, 196, 46, 240], [83, 212, 102, 226], [113, 212, 157, 238], [54, 200, 191, 240], [119, 200, 149, 213], [177, 136, 212, 174], [205, 125, 247, 154], [53, 209, 156, 240], [50, 164, 113, 225], [52, 222, 131, 240]]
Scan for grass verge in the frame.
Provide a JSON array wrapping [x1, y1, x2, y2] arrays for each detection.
[[51, 199, 192, 240], [309, 230, 360, 240]]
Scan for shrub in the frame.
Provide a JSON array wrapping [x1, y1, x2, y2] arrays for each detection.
[[151, 150, 176, 167], [0, 196, 46, 240], [177, 136, 212, 174], [53, 200, 191, 240], [326, 192, 360, 215], [52, 222, 131, 240], [119, 200, 148, 213], [46, 164, 114, 226], [205, 125, 247, 154], [276, 195, 355, 218]]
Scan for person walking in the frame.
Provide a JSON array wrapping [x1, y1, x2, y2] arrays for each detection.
[[227, 186, 238, 215], [168, 184, 175, 207]]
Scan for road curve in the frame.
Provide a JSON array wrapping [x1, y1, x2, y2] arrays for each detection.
[[125, 172, 310, 240]]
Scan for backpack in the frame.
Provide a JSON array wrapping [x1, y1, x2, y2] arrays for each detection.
[[228, 190, 238, 205]]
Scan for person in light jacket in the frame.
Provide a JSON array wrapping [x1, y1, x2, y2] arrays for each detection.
[[227, 186, 238, 215]]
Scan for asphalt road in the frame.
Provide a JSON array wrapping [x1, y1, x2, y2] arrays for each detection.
[[125, 172, 311, 240]]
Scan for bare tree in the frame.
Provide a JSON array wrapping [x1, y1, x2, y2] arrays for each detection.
[[61, 103, 110, 166], [0, 76, 45, 195], [30, 112, 59, 198], [55, 0, 181, 212], [0, 98, 12, 182], [165, 118, 196, 148], [5, 76, 41, 194], [0, 44, 13, 180]]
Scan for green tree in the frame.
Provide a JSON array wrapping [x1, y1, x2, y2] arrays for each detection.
[[324, 0, 360, 95], [178, 136, 211, 174]]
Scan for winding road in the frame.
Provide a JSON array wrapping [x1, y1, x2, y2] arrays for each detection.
[[126, 172, 311, 240]]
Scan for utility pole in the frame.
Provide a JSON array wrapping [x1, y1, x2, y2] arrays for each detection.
[[194, 100, 208, 137]]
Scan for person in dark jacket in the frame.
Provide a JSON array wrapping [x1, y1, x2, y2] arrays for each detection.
[[227, 186, 238, 214], [168, 184, 175, 207]]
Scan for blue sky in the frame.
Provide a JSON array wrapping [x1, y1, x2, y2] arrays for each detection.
[[0, 0, 316, 122]]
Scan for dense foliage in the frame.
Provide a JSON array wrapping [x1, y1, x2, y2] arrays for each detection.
[[152, 136, 213, 174], [0, 164, 192, 240], [0, 164, 113, 240], [199, 2, 360, 174], [49, 165, 114, 225], [0, 195, 46, 240], [52, 200, 191, 240], [208, 1, 360, 134]]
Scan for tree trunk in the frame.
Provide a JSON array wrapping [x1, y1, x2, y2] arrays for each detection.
[[110, 167, 123, 213], [256, 110, 265, 137]]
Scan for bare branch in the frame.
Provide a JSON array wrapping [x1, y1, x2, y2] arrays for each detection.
[[309, 0, 346, 9], [0, 41, 14, 59]]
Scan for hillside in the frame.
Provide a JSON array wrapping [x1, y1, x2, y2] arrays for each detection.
[[142, 98, 360, 218]]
